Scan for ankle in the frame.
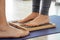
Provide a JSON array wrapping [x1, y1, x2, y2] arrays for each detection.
[[0, 23, 8, 27]]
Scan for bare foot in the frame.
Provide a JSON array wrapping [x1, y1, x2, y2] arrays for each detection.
[[0, 24, 29, 38], [0, 0, 29, 38], [17, 12, 39, 23], [23, 14, 49, 26]]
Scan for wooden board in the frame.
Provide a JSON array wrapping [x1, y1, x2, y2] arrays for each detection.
[[24, 23, 56, 31], [9, 23, 56, 31]]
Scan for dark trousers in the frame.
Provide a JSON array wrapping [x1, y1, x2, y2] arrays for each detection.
[[32, 0, 51, 15]]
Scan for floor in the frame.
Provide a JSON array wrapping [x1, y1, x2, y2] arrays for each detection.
[[5, 0, 60, 40]]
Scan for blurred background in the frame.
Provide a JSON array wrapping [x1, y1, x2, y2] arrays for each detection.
[[6, 0, 60, 40]]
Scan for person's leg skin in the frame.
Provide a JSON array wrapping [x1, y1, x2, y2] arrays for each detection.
[[0, 0, 29, 38], [24, 0, 51, 26], [16, 0, 40, 23]]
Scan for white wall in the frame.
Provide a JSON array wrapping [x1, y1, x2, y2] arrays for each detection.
[[6, 0, 14, 21]]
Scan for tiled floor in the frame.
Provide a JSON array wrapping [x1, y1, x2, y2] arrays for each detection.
[[6, 0, 60, 40]]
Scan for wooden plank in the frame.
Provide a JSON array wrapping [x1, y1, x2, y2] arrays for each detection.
[[9, 23, 56, 31]]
